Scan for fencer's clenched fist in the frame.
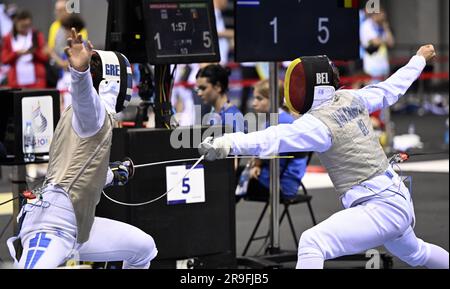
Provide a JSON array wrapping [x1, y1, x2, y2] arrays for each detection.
[[198, 136, 232, 161], [416, 44, 436, 62], [107, 158, 135, 187]]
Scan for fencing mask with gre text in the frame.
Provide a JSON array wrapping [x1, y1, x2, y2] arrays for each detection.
[[91, 50, 133, 114]]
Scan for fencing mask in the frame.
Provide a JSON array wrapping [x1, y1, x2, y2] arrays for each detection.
[[91, 50, 133, 114], [284, 55, 339, 114]]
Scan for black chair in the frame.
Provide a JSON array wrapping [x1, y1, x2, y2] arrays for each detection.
[[241, 153, 317, 256]]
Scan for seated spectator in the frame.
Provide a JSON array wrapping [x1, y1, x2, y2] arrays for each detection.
[[240, 79, 309, 200], [195, 64, 245, 133]]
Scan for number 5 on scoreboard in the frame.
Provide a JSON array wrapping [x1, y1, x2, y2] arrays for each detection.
[[318, 17, 330, 44], [203, 31, 212, 48], [182, 177, 191, 194]]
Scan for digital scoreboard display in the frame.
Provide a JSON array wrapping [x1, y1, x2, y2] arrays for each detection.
[[143, 0, 220, 64], [235, 0, 360, 62]]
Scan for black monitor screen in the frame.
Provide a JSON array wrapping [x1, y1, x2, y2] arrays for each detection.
[[235, 0, 360, 62], [143, 0, 220, 64]]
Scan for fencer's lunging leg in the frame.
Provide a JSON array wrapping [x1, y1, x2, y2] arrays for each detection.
[[384, 227, 449, 269], [77, 217, 157, 269], [296, 194, 412, 269]]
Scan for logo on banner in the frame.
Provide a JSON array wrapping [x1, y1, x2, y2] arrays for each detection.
[[22, 96, 54, 154], [32, 102, 48, 133]]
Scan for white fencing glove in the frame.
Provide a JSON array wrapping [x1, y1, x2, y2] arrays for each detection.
[[198, 136, 232, 161]]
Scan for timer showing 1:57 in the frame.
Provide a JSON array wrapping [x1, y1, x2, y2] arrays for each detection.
[[171, 22, 187, 32]]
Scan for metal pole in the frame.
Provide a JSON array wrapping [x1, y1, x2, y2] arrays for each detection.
[[269, 62, 280, 253]]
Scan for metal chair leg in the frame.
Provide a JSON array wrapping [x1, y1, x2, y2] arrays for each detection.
[[306, 200, 317, 225], [301, 182, 317, 226], [279, 205, 287, 223], [285, 209, 299, 247], [242, 202, 269, 256]]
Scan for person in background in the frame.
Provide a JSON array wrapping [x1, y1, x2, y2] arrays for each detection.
[[195, 64, 245, 133], [48, 0, 88, 58], [48, 14, 86, 109], [239, 63, 264, 114], [360, 8, 395, 79], [213, 0, 233, 65], [171, 65, 197, 127], [243, 79, 308, 200], [0, 3, 16, 84], [360, 8, 395, 148], [1, 10, 48, 88], [0, 3, 15, 38]]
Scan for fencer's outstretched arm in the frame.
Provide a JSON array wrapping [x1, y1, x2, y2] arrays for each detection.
[[199, 114, 332, 160], [352, 44, 436, 114], [229, 114, 331, 156], [65, 28, 105, 138], [69, 68, 105, 138]]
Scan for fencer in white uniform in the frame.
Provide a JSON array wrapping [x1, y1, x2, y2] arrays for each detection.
[[199, 45, 449, 269], [7, 29, 157, 269]]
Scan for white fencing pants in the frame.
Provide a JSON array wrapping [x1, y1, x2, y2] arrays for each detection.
[[296, 182, 449, 269], [7, 190, 157, 269]]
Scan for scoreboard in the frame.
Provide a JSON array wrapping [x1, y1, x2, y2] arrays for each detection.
[[235, 0, 360, 62], [143, 0, 220, 64]]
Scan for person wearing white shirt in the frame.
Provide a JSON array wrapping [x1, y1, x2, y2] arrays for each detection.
[[360, 9, 395, 78], [213, 0, 233, 65]]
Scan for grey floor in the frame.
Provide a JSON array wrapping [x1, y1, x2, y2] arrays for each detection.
[[235, 170, 449, 268], [0, 114, 448, 269]]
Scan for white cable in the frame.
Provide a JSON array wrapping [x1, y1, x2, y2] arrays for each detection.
[[132, 155, 292, 169], [102, 154, 294, 207], [102, 155, 205, 207], [133, 157, 206, 169]]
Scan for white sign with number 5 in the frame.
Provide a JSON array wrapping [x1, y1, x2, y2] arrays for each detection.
[[166, 164, 206, 205]]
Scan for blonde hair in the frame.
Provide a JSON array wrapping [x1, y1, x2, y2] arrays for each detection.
[[253, 79, 286, 108]]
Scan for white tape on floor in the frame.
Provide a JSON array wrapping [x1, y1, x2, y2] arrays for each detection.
[[396, 159, 449, 173], [302, 173, 334, 190]]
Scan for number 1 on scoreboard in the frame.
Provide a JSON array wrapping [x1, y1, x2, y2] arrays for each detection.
[[270, 17, 278, 44]]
